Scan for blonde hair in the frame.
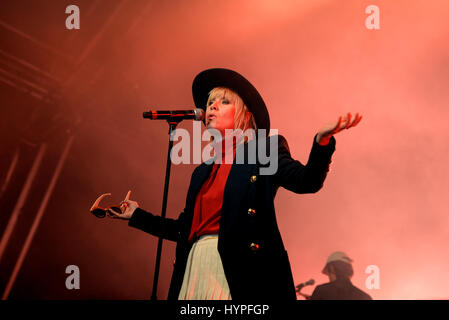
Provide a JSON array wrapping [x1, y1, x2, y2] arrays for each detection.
[[207, 87, 257, 132]]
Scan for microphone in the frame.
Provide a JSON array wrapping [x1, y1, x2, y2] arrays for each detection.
[[143, 108, 205, 121], [295, 279, 315, 292]]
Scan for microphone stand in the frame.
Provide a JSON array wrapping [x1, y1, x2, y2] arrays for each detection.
[[297, 292, 312, 300], [150, 119, 181, 300], [296, 282, 313, 300]]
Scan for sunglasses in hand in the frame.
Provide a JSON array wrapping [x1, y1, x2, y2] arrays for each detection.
[[90, 193, 123, 218]]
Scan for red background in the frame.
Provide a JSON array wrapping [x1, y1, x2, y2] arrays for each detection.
[[0, 0, 448, 300]]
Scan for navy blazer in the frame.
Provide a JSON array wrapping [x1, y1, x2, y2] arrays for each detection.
[[128, 134, 336, 300]]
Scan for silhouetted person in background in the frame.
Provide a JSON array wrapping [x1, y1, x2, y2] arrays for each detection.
[[310, 251, 372, 300]]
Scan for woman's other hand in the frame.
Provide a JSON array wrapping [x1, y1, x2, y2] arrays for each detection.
[[108, 190, 139, 220]]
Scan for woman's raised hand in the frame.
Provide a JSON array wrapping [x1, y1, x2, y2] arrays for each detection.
[[316, 112, 362, 145]]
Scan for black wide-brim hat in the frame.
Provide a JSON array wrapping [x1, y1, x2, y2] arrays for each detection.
[[192, 68, 270, 131]]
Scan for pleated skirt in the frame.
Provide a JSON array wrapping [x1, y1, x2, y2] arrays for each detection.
[[178, 235, 232, 300]]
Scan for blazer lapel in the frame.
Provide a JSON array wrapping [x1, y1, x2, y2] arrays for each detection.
[[186, 161, 214, 209], [220, 142, 257, 234]]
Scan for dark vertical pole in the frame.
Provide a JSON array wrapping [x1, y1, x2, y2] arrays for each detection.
[[150, 121, 178, 300]]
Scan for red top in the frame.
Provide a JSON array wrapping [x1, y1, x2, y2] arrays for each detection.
[[188, 135, 240, 243]]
